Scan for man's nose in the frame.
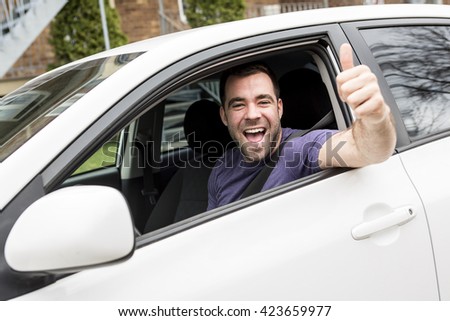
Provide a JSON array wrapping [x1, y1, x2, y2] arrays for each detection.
[[245, 104, 261, 120]]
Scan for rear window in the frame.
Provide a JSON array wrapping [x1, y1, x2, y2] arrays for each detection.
[[0, 52, 142, 162], [361, 25, 450, 140]]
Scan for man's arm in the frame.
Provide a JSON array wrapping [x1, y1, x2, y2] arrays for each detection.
[[318, 43, 397, 169]]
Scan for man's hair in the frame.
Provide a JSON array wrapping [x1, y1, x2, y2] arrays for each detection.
[[219, 61, 280, 106]]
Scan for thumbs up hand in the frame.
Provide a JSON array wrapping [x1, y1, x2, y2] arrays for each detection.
[[336, 43, 390, 125], [323, 44, 396, 169], [339, 43, 355, 71]]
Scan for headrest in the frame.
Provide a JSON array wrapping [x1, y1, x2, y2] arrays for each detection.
[[183, 99, 232, 157], [279, 68, 332, 129]]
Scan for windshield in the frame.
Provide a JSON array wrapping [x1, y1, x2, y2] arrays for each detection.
[[0, 52, 142, 162]]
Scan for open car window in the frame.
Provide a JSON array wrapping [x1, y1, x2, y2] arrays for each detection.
[[61, 39, 343, 237]]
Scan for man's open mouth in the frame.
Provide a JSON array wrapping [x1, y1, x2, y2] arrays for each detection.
[[244, 127, 266, 143]]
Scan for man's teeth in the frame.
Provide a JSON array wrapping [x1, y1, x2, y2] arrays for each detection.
[[245, 128, 264, 134]]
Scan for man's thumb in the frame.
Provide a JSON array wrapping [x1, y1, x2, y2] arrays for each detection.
[[340, 43, 354, 71]]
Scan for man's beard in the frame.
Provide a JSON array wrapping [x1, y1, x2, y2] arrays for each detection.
[[236, 125, 282, 163]]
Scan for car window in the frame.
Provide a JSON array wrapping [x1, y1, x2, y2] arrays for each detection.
[[0, 52, 142, 162], [360, 26, 450, 140], [72, 134, 120, 176], [139, 43, 340, 234], [55, 40, 340, 237]]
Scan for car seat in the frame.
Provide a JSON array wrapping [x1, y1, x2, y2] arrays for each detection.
[[143, 99, 232, 233], [279, 68, 335, 130]]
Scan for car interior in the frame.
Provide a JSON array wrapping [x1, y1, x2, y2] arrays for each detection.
[[61, 43, 343, 236]]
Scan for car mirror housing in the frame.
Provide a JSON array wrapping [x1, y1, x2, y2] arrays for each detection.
[[4, 186, 135, 273]]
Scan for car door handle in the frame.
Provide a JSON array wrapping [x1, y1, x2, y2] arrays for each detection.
[[352, 206, 416, 240]]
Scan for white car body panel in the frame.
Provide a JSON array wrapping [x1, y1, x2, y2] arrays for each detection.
[[399, 136, 450, 300], [15, 156, 438, 300]]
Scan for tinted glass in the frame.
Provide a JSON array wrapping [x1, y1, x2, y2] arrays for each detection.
[[0, 53, 142, 161], [361, 26, 450, 139], [72, 134, 120, 176]]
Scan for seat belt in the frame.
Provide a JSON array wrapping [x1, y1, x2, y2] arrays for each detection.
[[140, 137, 159, 207], [240, 110, 334, 199]]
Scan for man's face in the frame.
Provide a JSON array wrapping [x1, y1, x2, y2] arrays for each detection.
[[220, 72, 283, 162]]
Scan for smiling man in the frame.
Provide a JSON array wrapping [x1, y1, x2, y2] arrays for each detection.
[[207, 44, 397, 210]]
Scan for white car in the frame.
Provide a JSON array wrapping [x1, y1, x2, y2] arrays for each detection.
[[1, 4, 449, 300]]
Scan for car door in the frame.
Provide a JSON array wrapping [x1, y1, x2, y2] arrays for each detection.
[[15, 158, 437, 300], [12, 23, 438, 300], [345, 19, 450, 300]]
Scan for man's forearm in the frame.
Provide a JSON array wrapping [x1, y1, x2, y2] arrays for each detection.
[[319, 107, 396, 169], [351, 108, 397, 165]]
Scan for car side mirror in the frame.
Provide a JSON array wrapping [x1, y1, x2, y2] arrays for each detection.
[[4, 186, 135, 273]]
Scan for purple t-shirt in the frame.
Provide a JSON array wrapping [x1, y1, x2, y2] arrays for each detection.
[[207, 128, 336, 210]]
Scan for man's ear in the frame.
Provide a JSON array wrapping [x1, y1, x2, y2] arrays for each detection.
[[278, 98, 283, 119], [220, 106, 228, 126]]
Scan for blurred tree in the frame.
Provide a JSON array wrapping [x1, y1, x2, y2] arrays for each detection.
[[49, 0, 127, 69], [185, 0, 245, 28]]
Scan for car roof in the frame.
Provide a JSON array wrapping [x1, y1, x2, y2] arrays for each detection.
[[44, 4, 449, 86], [37, 4, 450, 83], [83, 4, 450, 60]]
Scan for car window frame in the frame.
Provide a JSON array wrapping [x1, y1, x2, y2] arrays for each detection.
[[341, 17, 450, 152], [40, 23, 352, 245]]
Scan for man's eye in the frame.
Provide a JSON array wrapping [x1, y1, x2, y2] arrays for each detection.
[[231, 103, 244, 108], [259, 100, 270, 106]]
